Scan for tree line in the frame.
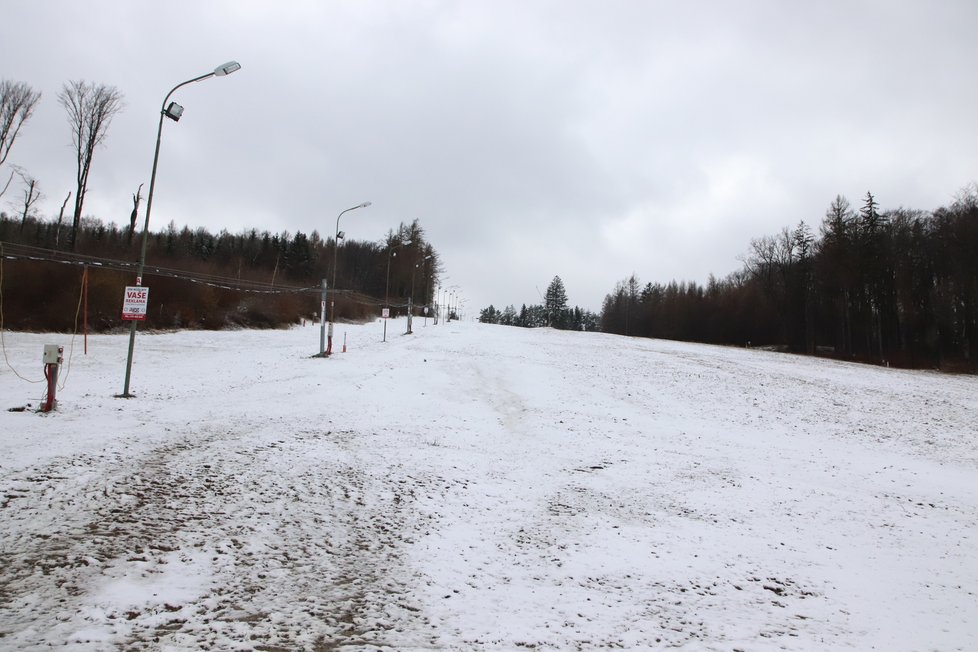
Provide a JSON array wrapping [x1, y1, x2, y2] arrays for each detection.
[[601, 189, 978, 372], [0, 213, 441, 332], [479, 275, 600, 331]]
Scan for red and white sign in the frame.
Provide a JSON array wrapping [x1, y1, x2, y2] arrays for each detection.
[[121, 286, 149, 321]]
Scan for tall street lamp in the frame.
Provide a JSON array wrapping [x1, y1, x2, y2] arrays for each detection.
[[385, 239, 412, 310], [411, 254, 433, 308], [383, 238, 411, 342], [447, 287, 461, 321], [439, 285, 455, 324], [327, 201, 371, 355], [422, 257, 435, 326], [121, 60, 241, 398]]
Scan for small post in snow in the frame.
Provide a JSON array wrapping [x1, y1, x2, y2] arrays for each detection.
[[41, 344, 64, 412], [318, 279, 327, 357]]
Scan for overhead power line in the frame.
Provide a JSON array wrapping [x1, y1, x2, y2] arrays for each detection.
[[0, 240, 405, 309], [0, 240, 316, 295]]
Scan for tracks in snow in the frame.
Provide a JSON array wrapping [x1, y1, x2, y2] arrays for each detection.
[[0, 423, 455, 649]]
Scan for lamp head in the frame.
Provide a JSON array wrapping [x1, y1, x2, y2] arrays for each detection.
[[214, 61, 241, 76], [164, 102, 184, 122], [359, 201, 372, 208]]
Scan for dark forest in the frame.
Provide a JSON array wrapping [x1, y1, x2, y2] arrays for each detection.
[[0, 215, 440, 332], [599, 190, 978, 372]]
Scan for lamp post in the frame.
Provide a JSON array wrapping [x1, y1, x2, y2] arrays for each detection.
[[434, 277, 449, 325], [448, 288, 462, 321], [121, 60, 241, 398], [407, 254, 432, 334], [439, 285, 455, 324], [411, 254, 433, 309], [422, 258, 435, 326], [383, 238, 412, 342], [326, 201, 371, 355]]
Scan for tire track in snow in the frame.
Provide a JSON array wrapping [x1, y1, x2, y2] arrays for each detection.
[[0, 422, 455, 649]]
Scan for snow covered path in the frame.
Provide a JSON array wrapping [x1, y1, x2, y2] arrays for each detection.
[[1, 321, 977, 650]]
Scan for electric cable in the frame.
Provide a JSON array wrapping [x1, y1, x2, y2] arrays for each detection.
[[1, 239, 431, 335], [0, 241, 45, 384], [57, 265, 87, 391]]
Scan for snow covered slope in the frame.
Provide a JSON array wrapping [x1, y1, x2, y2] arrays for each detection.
[[1, 320, 976, 650]]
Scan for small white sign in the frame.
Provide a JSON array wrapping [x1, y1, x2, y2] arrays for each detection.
[[382, 308, 390, 319], [423, 306, 429, 315], [122, 286, 149, 321]]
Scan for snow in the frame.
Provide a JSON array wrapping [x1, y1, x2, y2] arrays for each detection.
[[1, 319, 977, 650]]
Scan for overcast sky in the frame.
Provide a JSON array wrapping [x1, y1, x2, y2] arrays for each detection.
[[3, 0, 977, 313]]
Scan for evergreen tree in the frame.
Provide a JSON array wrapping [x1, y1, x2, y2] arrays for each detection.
[[479, 305, 500, 324], [544, 275, 569, 327], [500, 304, 517, 326]]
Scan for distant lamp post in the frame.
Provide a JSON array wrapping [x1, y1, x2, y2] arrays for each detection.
[[407, 254, 432, 334], [411, 254, 433, 307], [422, 257, 435, 326], [439, 285, 456, 324], [383, 238, 412, 343], [446, 287, 460, 321], [385, 239, 413, 310], [121, 60, 241, 398], [326, 201, 371, 355]]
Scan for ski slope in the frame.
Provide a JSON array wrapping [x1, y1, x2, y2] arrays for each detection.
[[1, 320, 976, 650]]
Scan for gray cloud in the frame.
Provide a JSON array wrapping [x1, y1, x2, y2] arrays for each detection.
[[2, 0, 976, 314]]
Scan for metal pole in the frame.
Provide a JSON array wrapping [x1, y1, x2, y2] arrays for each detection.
[[121, 97, 168, 397], [121, 68, 224, 398], [423, 262, 431, 326], [408, 264, 417, 334], [384, 247, 395, 343], [83, 265, 89, 355], [318, 278, 327, 356], [328, 201, 370, 355]]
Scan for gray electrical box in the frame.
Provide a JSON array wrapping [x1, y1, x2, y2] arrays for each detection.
[[42, 344, 63, 365]]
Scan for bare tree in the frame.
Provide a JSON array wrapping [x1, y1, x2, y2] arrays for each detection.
[[0, 169, 13, 199], [58, 80, 124, 250], [13, 167, 42, 230], [129, 182, 144, 243], [55, 191, 71, 249], [0, 80, 41, 168], [0, 80, 41, 199], [952, 182, 978, 211]]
